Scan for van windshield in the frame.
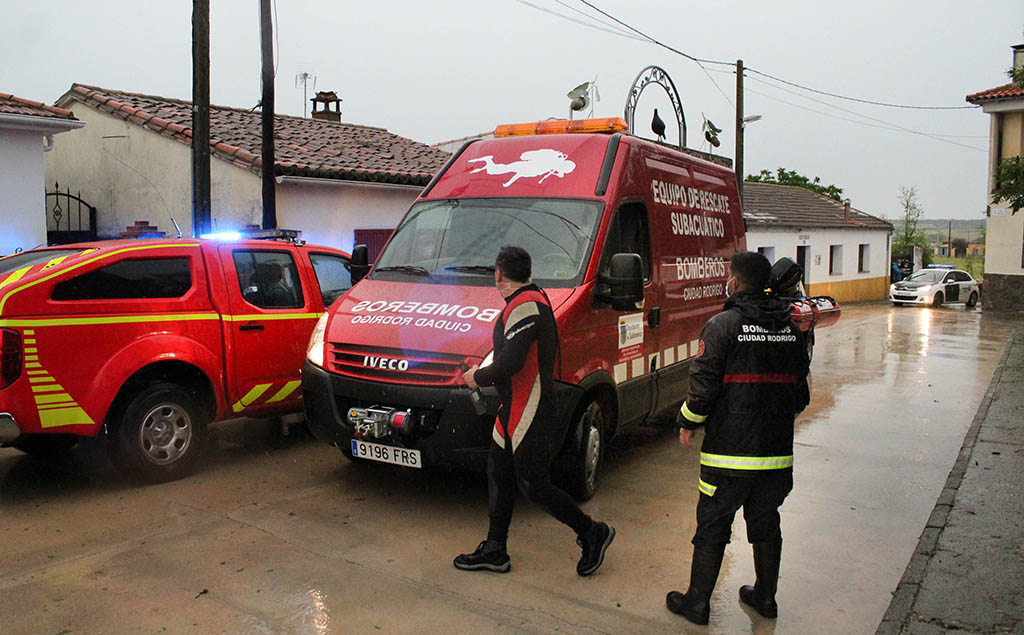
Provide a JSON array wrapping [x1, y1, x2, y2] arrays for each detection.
[[371, 198, 603, 288]]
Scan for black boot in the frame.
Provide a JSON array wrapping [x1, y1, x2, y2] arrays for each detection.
[[739, 539, 782, 618], [453, 539, 510, 573], [666, 544, 726, 625]]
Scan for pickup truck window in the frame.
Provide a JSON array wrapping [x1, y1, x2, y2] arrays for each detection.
[[232, 250, 304, 309], [309, 252, 352, 307], [51, 257, 192, 300]]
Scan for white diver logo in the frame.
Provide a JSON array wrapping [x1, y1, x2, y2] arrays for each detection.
[[467, 149, 576, 187]]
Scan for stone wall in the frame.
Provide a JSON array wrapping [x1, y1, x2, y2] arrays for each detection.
[[981, 273, 1024, 311]]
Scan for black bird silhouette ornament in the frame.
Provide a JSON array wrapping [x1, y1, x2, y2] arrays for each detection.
[[652, 108, 666, 141]]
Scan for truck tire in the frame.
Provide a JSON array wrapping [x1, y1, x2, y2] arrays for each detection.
[[12, 434, 78, 458], [931, 292, 944, 308], [556, 398, 605, 502], [108, 382, 208, 483], [966, 292, 978, 308]]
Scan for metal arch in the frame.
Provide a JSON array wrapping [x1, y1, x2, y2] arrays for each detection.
[[623, 65, 686, 149]]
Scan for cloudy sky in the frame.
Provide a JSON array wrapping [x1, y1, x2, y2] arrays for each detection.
[[4, 1, 1022, 220]]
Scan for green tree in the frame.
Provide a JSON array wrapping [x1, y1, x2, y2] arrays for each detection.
[[892, 186, 931, 263], [1007, 65, 1024, 88], [745, 167, 844, 201], [992, 156, 1024, 214], [951, 237, 968, 257]]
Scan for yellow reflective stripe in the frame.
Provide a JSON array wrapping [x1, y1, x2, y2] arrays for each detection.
[[43, 255, 71, 269], [266, 380, 301, 403], [681, 401, 707, 424], [29, 376, 53, 383], [700, 453, 794, 470], [222, 312, 323, 322], [24, 348, 37, 353], [232, 383, 272, 413], [24, 339, 36, 344], [34, 392, 75, 405], [0, 244, 199, 315], [31, 384, 65, 393], [24, 355, 38, 361], [0, 314, 220, 328], [25, 362, 41, 368], [39, 406, 94, 428], [26, 370, 46, 375], [0, 266, 32, 290], [698, 478, 717, 497]]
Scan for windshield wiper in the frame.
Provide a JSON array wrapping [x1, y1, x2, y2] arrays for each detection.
[[373, 265, 433, 278], [442, 265, 496, 275]]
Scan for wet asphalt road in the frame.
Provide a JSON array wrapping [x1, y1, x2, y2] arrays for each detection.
[[0, 302, 1017, 634]]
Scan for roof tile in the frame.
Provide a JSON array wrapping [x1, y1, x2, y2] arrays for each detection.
[[58, 83, 449, 185], [966, 82, 1024, 103], [0, 92, 78, 121], [743, 182, 892, 231]]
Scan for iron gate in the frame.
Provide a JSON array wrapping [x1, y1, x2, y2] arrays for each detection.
[[45, 182, 97, 245]]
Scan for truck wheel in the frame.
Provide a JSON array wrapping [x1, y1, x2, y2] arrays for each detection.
[[931, 292, 944, 308], [557, 398, 605, 501], [12, 434, 78, 458], [108, 382, 208, 484], [966, 292, 978, 308]]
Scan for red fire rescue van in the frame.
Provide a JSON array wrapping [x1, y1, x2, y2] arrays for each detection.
[[302, 118, 838, 499], [0, 232, 351, 482]]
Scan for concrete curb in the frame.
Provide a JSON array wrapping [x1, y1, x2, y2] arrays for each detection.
[[876, 330, 1018, 635]]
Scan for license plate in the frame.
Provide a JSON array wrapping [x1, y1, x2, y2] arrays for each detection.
[[351, 440, 421, 468]]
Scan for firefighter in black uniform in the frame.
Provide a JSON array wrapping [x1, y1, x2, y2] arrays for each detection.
[[455, 245, 615, 576], [666, 251, 810, 625]]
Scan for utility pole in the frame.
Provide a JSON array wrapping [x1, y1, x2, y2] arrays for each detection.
[[259, 0, 277, 229], [735, 59, 744, 206], [191, 0, 211, 237], [948, 220, 952, 256]]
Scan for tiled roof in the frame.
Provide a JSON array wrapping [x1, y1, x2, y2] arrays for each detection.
[[743, 182, 892, 231], [966, 82, 1024, 104], [57, 84, 449, 186], [0, 92, 77, 120]]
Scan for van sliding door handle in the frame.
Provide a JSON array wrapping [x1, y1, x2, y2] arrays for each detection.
[[239, 324, 264, 331], [647, 307, 661, 328]]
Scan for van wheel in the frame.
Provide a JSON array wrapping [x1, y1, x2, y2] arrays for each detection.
[[108, 382, 208, 484], [557, 398, 605, 501], [12, 434, 79, 458], [966, 292, 978, 308], [931, 292, 944, 308]]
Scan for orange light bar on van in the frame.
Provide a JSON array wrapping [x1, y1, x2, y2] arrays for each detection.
[[494, 117, 628, 137]]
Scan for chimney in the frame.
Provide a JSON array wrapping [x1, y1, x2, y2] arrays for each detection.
[[310, 90, 342, 122], [1014, 44, 1024, 70], [843, 198, 850, 220]]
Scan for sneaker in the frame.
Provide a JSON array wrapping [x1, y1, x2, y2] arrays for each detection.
[[576, 522, 615, 576], [453, 540, 510, 573]]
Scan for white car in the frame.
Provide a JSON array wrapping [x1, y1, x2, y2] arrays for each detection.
[[889, 266, 980, 308]]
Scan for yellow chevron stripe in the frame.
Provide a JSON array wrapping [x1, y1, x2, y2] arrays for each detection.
[[232, 383, 272, 413], [39, 406, 94, 428], [34, 392, 75, 405], [266, 380, 301, 403], [0, 313, 220, 328], [42, 255, 71, 270], [222, 312, 322, 322], [31, 384, 65, 393], [0, 266, 32, 290]]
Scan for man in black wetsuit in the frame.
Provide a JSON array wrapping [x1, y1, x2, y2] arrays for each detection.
[[455, 245, 615, 576], [667, 251, 810, 624]]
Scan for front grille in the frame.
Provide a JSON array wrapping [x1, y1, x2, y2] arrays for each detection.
[[329, 342, 465, 386], [894, 294, 917, 300]]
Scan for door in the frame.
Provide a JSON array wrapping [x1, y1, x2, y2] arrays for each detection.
[[597, 202, 658, 425], [942, 272, 959, 302], [220, 246, 318, 416], [796, 245, 810, 286]]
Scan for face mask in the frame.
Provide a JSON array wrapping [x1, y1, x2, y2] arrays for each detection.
[[725, 277, 735, 298], [497, 280, 513, 296]]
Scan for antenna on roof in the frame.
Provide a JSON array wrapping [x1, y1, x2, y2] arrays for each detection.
[[295, 71, 317, 117]]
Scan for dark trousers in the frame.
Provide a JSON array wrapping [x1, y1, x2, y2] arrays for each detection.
[[487, 415, 592, 543], [692, 469, 793, 547]]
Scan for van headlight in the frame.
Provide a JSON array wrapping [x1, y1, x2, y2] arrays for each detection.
[[306, 313, 329, 368]]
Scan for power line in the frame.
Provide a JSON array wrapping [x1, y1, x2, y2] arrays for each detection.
[[510, 0, 646, 41], [745, 67, 976, 111]]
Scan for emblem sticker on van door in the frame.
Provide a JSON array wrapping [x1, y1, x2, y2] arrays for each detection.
[[468, 149, 576, 187], [618, 313, 644, 349]]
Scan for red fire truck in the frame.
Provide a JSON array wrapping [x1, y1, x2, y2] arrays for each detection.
[[302, 118, 838, 499], [0, 231, 351, 482]]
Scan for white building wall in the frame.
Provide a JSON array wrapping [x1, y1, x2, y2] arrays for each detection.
[[45, 105, 259, 238], [746, 228, 889, 283], [0, 128, 47, 255], [276, 180, 419, 252], [985, 209, 1024, 275]]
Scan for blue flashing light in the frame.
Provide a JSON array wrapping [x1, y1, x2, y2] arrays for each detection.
[[200, 232, 242, 241], [926, 264, 955, 269]]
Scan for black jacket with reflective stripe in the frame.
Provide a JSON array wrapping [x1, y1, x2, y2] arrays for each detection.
[[681, 290, 810, 477]]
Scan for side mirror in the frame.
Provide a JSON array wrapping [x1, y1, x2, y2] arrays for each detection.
[[597, 253, 644, 311], [351, 244, 370, 283]]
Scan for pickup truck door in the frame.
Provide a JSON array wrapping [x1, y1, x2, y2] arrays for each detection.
[[219, 245, 320, 416]]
